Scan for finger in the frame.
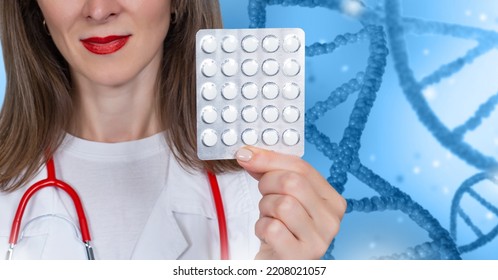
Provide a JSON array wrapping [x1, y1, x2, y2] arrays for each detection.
[[235, 146, 341, 202], [259, 194, 318, 242], [254, 216, 299, 259], [256, 216, 331, 259], [259, 171, 345, 239], [258, 170, 337, 220]]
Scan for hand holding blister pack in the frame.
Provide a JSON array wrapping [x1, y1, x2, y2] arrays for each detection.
[[196, 28, 305, 160]]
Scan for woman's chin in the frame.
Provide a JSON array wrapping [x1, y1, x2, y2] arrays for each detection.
[[82, 72, 141, 89]]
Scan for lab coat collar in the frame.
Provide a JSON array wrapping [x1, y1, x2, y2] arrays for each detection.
[[130, 195, 188, 260], [129, 164, 255, 259], [52, 148, 190, 260], [129, 147, 191, 260]]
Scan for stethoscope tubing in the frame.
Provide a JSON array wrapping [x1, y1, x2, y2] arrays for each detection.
[[7, 158, 94, 259], [6, 157, 228, 260], [207, 171, 229, 260]]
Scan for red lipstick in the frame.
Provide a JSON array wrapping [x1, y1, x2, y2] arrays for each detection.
[[81, 35, 131, 55]]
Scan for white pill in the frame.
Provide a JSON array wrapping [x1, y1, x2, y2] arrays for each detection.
[[283, 34, 301, 53], [282, 129, 300, 146], [262, 35, 279, 52], [201, 59, 217, 77], [241, 82, 258, 100], [221, 129, 238, 146], [283, 59, 301, 76], [282, 83, 300, 100], [201, 106, 218, 124], [201, 129, 218, 147], [201, 35, 217, 53], [282, 106, 300, 123], [222, 106, 238, 123], [241, 106, 258, 123], [241, 35, 259, 53], [222, 35, 238, 53], [221, 59, 238, 76], [241, 59, 259, 76], [262, 59, 279, 76], [262, 105, 279, 123], [221, 83, 237, 100], [262, 129, 279, 146], [201, 82, 217, 101], [262, 82, 279, 99], [242, 129, 258, 145]]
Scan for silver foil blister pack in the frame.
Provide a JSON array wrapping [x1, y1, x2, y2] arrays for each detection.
[[196, 28, 305, 160]]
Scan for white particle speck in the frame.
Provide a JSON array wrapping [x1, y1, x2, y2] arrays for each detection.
[[494, 137, 498, 146], [432, 160, 441, 168], [446, 152, 453, 160], [341, 65, 349, 72], [442, 186, 450, 195], [423, 49, 430, 56], [413, 166, 421, 174], [486, 212, 494, 220], [480, 13, 488, 22], [396, 216, 404, 223], [423, 86, 437, 101], [341, 0, 364, 17], [369, 242, 376, 249], [369, 154, 376, 162]]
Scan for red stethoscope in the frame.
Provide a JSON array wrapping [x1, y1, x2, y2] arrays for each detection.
[[6, 157, 229, 260]]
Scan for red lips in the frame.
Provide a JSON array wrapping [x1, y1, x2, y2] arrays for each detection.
[[81, 35, 131, 55]]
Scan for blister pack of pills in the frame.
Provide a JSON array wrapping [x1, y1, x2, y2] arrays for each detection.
[[196, 28, 305, 160]]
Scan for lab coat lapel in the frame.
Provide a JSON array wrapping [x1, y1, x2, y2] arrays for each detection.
[[130, 203, 188, 259], [0, 170, 84, 260], [0, 181, 53, 260], [129, 146, 189, 259]]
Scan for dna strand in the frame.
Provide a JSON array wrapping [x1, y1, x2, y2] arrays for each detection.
[[379, 0, 498, 255], [248, 0, 461, 259], [378, 0, 498, 171], [450, 173, 498, 253]]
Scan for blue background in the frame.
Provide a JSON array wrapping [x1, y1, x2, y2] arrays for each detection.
[[1, 0, 497, 259]]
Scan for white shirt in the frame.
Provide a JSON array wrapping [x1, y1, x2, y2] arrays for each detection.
[[0, 132, 262, 259]]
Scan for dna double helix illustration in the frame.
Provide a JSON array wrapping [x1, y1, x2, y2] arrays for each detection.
[[248, 0, 498, 259], [382, 0, 498, 257]]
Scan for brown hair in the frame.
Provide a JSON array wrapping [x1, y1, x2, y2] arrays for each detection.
[[0, 0, 241, 192]]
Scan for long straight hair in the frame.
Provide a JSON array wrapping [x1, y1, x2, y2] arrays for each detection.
[[0, 0, 241, 192]]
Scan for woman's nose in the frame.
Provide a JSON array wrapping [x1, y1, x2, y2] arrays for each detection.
[[83, 0, 122, 23]]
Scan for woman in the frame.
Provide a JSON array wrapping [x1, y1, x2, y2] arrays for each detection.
[[0, 0, 346, 259]]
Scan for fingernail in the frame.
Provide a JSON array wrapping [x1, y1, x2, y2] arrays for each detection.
[[235, 148, 253, 162]]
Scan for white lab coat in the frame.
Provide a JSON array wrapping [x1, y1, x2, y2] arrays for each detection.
[[0, 163, 262, 260]]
